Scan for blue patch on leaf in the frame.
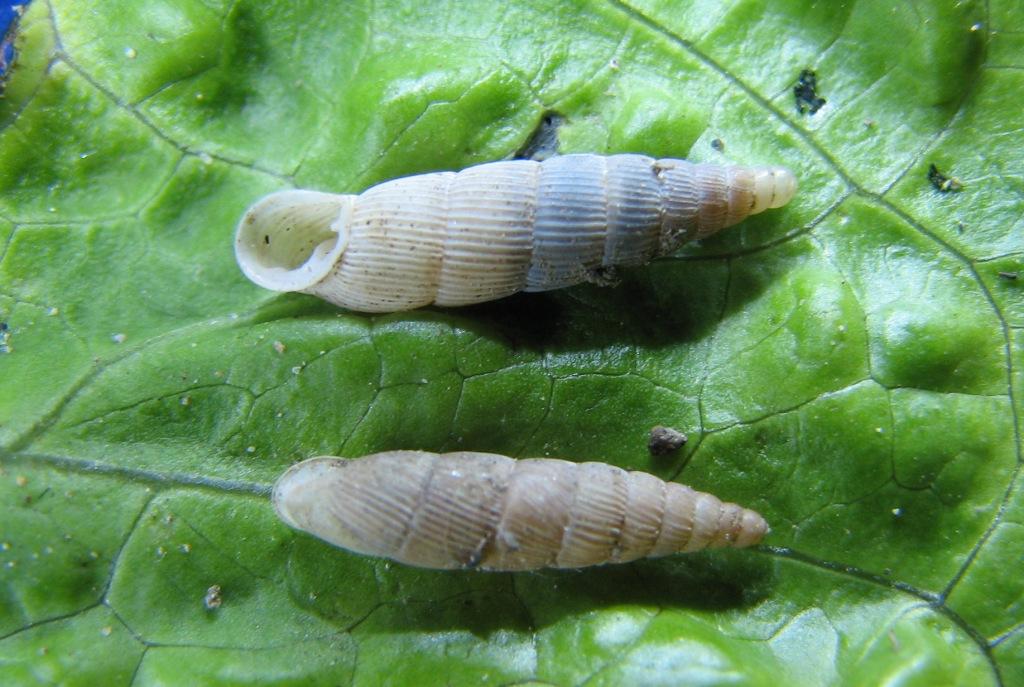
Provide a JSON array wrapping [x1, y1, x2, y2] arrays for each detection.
[[1, 2, 31, 85]]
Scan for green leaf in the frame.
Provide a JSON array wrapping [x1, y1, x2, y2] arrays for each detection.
[[1, 0, 1020, 684]]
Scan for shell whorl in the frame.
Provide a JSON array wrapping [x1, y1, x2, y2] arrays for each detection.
[[272, 451, 769, 571], [236, 154, 797, 312]]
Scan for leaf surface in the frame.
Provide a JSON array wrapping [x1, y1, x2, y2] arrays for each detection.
[[1, 1, 1021, 684]]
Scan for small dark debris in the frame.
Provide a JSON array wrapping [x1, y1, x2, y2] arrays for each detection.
[[586, 265, 620, 287], [464, 549, 482, 569], [0, 321, 10, 354], [794, 69, 826, 115], [263, 234, 270, 245], [928, 164, 963, 193], [514, 111, 564, 161], [710, 138, 725, 151], [204, 584, 223, 610], [998, 271, 1018, 280], [648, 425, 688, 456]]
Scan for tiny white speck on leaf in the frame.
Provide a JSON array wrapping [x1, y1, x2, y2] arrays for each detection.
[[111, 333, 126, 344], [100, 626, 113, 637], [273, 340, 286, 354], [124, 47, 137, 58], [15, 476, 27, 487], [46, 307, 59, 316]]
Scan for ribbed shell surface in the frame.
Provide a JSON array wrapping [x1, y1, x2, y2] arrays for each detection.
[[272, 451, 769, 571], [308, 154, 783, 310], [236, 153, 797, 312]]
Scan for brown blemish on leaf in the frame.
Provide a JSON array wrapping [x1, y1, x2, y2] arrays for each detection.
[[648, 425, 688, 456]]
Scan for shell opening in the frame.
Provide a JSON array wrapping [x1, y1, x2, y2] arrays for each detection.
[[235, 190, 353, 293]]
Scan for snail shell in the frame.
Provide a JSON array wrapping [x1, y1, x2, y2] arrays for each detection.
[[236, 154, 797, 312], [273, 451, 769, 571]]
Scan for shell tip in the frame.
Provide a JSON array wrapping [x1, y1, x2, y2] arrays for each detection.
[[733, 509, 770, 548], [769, 167, 798, 209]]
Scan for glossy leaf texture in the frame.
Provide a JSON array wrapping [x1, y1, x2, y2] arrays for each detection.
[[1, 1, 1021, 685]]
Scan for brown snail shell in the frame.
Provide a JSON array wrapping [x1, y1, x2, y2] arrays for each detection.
[[273, 451, 769, 571]]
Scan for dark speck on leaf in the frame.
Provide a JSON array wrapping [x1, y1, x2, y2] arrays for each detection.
[[711, 138, 725, 151], [998, 271, 1018, 280], [515, 111, 564, 161], [586, 265, 620, 287], [264, 235, 270, 245], [928, 164, 963, 193], [794, 69, 826, 115], [204, 584, 223, 610], [648, 425, 688, 456]]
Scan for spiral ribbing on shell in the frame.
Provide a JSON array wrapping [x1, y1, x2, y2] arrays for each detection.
[[272, 451, 769, 571], [236, 154, 796, 312]]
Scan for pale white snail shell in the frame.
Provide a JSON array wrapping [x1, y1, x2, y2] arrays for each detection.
[[236, 154, 797, 312], [273, 451, 769, 571]]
